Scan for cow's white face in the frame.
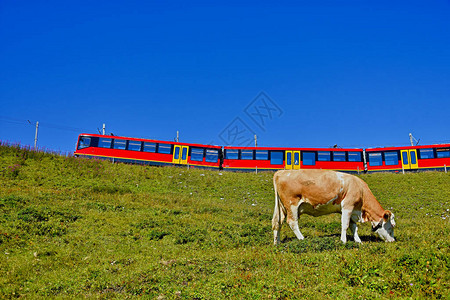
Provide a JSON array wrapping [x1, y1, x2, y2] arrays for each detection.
[[376, 212, 395, 242]]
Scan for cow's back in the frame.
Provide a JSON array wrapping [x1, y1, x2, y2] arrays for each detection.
[[274, 169, 359, 207]]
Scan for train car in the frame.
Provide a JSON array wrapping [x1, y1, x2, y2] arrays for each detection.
[[222, 146, 365, 173], [74, 133, 222, 169], [365, 144, 450, 173]]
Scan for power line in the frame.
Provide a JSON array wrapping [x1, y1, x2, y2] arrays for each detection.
[[0, 119, 26, 126], [0, 116, 92, 133]]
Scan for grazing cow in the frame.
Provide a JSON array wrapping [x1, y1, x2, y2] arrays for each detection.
[[272, 169, 395, 244]]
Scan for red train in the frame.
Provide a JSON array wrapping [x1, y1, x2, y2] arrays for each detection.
[[74, 133, 450, 173], [222, 146, 365, 173], [74, 133, 222, 169], [365, 144, 450, 173]]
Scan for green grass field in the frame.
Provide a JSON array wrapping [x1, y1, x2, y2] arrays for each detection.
[[1, 143, 449, 299]]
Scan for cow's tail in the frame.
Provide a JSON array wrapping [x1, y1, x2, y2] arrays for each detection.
[[272, 172, 285, 245]]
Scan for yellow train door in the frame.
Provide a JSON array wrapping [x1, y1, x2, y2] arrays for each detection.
[[285, 150, 300, 170], [285, 151, 292, 169], [173, 145, 189, 164], [401, 149, 418, 170]]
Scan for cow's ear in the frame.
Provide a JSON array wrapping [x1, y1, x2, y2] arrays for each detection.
[[383, 210, 392, 222]]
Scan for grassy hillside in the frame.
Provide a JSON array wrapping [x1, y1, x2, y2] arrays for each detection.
[[0, 144, 449, 299]]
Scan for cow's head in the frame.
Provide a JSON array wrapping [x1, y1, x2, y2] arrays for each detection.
[[373, 210, 395, 242]]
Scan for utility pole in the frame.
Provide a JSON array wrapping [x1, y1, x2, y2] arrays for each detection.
[[34, 121, 39, 149], [254, 135, 257, 147], [102, 124, 106, 135], [176, 131, 179, 142]]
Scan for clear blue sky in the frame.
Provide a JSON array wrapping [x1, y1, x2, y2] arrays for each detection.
[[1, 0, 449, 153]]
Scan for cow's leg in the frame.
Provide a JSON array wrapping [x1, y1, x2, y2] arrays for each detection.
[[286, 203, 304, 241], [272, 198, 286, 245], [340, 209, 353, 243], [349, 219, 362, 243]]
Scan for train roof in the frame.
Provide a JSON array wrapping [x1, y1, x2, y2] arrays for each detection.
[[365, 143, 450, 151], [223, 146, 363, 151]]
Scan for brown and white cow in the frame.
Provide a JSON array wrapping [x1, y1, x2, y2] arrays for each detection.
[[272, 169, 395, 244]]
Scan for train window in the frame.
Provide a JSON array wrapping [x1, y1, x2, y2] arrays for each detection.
[[113, 139, 127, 150], [402, 151, 409, 165], [368, 152, 383, 166], [255, 150, 268, 160], [302, 152, 316, 166], [241, 150, 254, 160], [99, 138, 112, 148], [318, 151, 331, 161], [158, 144, 172, 154], [286, 152, 292, 165], [410, 151, 417, 164], [128, 141, 142, 151], [182, 147, 188, 161], [333, 152, 346, 162], [173, 147, 180, 160], [78, 136, 91, 149], [143, 142, 156, 153], [205, 149, 219, 163], [270, 151, 283, 165], [437, 148, 450, 158], [348, 152, 362, 162], [385, 151, 399, 166], [225, 149, 239, 160], [419, 149, 435, 159], [191, 148, 204, 161]]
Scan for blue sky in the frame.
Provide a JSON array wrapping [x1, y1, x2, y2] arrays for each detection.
[[1, 0, 449, 153]]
